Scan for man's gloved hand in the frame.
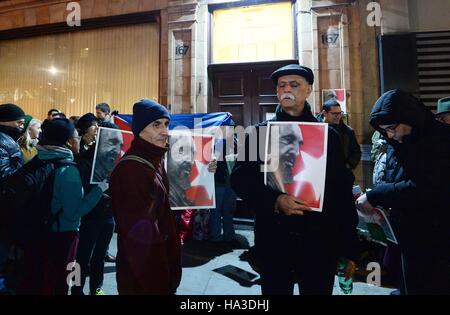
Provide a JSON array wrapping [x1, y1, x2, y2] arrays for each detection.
[[98, 179, 109, 192]]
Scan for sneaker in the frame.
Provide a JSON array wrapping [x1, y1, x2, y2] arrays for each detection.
[[104, 253, 116, 263], [90, 288, 105, 295]]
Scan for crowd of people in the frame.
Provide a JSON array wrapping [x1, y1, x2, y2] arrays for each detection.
[[0, 104, 116, 295], [0, 64, 449, 295]]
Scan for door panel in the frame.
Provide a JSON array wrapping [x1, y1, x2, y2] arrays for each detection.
[[212, 69, 252, 127], [218, 103, 245, 127], [253, 66, 280, 123], [217, 72, 245, 97], [209, 60, 297, 127]]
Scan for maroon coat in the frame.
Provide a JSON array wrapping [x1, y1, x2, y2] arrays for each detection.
[[110, 138, 181, 294]]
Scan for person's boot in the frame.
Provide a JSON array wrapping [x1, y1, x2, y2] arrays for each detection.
[[104, 252, 116, 263]]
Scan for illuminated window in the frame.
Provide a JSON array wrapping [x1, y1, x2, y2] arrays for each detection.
[[0, 23, 159, 119], [212, 2, 294, 63]]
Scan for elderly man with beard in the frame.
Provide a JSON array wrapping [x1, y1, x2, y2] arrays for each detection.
[[267, 123, 303, 192], [92, 127, 123, 183], [231, 64, 358, 295], [167, 134, 217, 209], [167, 134, 196, 208]]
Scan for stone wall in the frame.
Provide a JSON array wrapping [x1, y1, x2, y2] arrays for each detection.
[[0, 0, 168, 30]]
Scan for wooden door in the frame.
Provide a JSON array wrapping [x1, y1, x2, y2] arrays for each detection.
[[209, 60, 298, 127]]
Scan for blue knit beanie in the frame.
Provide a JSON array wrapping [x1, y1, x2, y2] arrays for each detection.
[[132, 99, 170, 136]]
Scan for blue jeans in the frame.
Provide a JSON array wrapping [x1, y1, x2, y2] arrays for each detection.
[[209, 186, 236, 242]]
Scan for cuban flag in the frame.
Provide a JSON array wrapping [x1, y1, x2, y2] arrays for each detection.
[[112, 112, 234, 132], [112, 114, 132, 132]]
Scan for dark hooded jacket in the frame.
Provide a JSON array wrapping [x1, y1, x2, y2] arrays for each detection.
[[367, 89, 450, 255], [231, 102, 358, 261], [331, 123, 361, 170]]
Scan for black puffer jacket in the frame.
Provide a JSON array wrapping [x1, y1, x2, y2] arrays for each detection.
[[0, 125, 24, 241], [367, 89, 450, 255], [0, 125, 24, 182], [231, 103, 359, 260]]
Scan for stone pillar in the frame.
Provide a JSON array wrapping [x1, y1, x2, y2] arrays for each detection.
[[301, 0, 383, 189], [166, 0, 207, 114], [297, 0, 316, 112], [357, 0, 382, 189]]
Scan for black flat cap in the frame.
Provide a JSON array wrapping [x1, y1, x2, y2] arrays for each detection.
[[270, 64, 314, 85]]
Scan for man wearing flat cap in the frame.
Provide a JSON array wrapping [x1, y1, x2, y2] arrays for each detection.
[[231, 64, 358, 295], [436, 97, 450, 125], [110, 99, 181, 294]]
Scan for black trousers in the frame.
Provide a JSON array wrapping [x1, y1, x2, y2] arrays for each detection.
[[256, 232, 337, 295], [401, 250, 450, 295], [71, 217, 115, 294]]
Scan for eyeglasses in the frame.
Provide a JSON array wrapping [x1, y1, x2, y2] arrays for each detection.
[[328, 111, 344, 117]]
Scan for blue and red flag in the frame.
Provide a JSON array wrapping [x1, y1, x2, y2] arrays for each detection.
[[112, 112, 234, 131]]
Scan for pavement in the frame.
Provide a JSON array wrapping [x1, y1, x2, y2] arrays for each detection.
[[95, 224, 396, 295]]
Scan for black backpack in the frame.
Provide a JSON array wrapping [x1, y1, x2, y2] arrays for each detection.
[[0, 157, 75, 245]]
